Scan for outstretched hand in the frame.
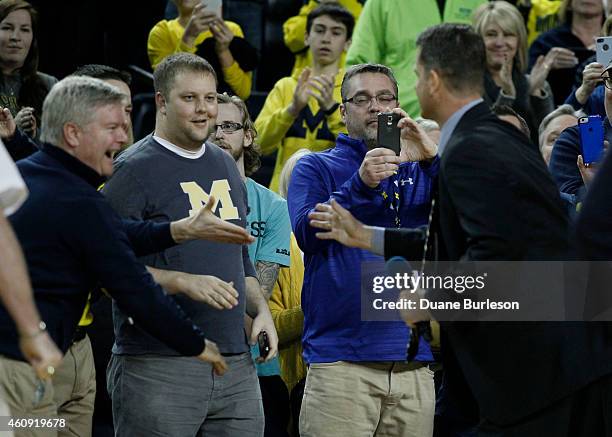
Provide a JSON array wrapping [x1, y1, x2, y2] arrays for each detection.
[[309, 199, 373, 250], [171, 195, 255, 244]]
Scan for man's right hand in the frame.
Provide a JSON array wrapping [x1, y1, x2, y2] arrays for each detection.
[[0, 107, 16, 140], [359, 148, 400, 188], [198, 339, 228, 375], [19, 331, 63, 380], [287, 68, 312, 117]]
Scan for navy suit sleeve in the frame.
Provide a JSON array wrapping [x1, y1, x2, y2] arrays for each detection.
[[121, 219, 175, 257], [75, 200, 206, 356], [549, 126, 584, 196], [5, 128, 40, 162]]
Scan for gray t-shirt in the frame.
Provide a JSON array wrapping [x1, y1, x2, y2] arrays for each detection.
[[103, 136, 255, 355]]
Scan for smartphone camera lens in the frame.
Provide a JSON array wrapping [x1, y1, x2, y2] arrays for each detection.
[[387, 115, 393, 125], [605, 44, 610, 51]]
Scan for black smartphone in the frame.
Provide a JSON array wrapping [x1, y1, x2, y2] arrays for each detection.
[[258, 331, 270, 360], [377, 112, 401, 155]]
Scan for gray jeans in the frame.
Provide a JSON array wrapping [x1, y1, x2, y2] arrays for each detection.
[[107, 352, 264, 437]]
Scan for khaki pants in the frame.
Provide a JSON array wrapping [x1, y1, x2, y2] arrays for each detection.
[[52, 335, 96, 437], [0, 356, 57, 437], [299, 361, 435, 437], [0, 361, 13, 437]]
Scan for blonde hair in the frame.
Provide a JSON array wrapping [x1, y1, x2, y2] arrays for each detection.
[[278, 149, 312, 200], [472, 1, 528, 72]]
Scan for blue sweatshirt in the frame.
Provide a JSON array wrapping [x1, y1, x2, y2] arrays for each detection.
[[288, 133, 437, 364], [0, 145, 206, 361]]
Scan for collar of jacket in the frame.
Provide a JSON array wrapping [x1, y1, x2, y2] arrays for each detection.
[[336, 133, 369, 160], [41, 143, 106, 188]]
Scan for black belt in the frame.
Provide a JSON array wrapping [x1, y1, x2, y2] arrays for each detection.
[[72, 326, 88, 343]]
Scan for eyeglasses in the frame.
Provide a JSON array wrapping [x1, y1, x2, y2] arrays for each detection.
[[602, 74, 612, 90], [342, 93, 397, 107], [215, 122, 244, 133]]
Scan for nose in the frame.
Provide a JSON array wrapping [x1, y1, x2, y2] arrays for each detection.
[[214, 125, 225, 138]]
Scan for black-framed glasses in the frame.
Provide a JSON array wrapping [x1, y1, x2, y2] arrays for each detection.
[[215, 122, 244, 133], [342, 93, 397, 107], [602, 74, 612, 90]]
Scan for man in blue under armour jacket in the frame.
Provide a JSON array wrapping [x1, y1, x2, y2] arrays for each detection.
[[287, 63, 439, 437]]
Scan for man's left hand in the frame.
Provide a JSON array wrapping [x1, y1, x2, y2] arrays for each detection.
[[249, 307, 279, 363], [393, 108, 438, 162]]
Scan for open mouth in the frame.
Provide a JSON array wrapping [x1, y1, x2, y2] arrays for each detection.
[[104, 150, 117, 159]]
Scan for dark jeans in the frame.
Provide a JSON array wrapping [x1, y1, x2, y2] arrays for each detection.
[[260, 375, 290, 437]]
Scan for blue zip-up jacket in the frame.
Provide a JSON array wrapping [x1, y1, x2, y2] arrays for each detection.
[[287, 133, 437, 364]]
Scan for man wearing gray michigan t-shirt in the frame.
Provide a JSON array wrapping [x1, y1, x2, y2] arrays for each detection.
[[103, 53, 278, 437]]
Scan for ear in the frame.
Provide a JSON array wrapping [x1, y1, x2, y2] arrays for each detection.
[[427, 69, 442, 96], [304, 31, 310, 48], [62, 122, 81, 149], [155, 91, 167, 115], [339, 103, 347, 124], [344, 38, 351, 53], [243, 129, 253, 149]]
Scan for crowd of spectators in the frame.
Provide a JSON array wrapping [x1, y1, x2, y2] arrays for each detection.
[[1, 1, 612, 437]]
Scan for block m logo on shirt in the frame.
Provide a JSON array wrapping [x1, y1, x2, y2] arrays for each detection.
[[180, 180, 239, 220]]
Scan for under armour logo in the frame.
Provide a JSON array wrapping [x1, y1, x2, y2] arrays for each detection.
[[400, 178, 414, 186]]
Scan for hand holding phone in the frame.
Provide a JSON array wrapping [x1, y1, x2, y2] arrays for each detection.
[[377, 112, 401, 155], [258, 331, 270, 360]]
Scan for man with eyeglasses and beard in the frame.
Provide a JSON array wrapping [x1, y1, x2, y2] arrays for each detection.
[[287, 63, 439, 437]]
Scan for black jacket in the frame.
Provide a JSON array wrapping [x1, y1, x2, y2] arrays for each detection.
[[386, 103, 612, 427]]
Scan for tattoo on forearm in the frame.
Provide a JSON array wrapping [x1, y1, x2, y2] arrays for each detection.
[[255, 261, 280, 301]]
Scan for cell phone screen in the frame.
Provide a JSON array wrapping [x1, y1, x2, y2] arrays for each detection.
[[201, 0, 222, 17]]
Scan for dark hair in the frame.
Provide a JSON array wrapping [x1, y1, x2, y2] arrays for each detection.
[[72, 64, 132, 86], [416, 23, 486, 95], [306, 3, 355, 40], [340, 63, 398, 101], [0, 0, 47, 119], [492, 104, 530, 137], [216, 92, 261, 176], [154, 53, 217, 97]]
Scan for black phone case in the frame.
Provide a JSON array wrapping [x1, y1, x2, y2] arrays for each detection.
[[258, 331, 270, 359], [377, 112, 401, 155]]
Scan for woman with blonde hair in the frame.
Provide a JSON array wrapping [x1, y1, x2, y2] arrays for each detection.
[[473, 1, 554, 139]]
